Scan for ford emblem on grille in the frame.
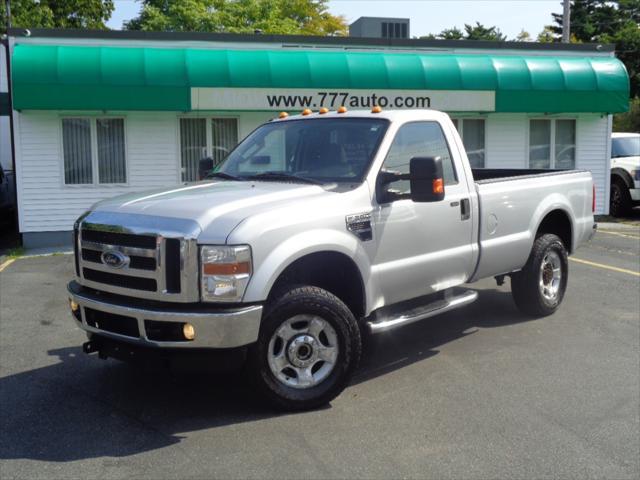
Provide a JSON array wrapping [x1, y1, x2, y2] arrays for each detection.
[[101, 250, 130, 269]]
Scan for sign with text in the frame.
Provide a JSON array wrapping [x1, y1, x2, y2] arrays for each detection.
[[191, 88, 496, 112]]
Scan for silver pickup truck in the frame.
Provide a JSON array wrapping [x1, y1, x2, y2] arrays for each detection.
[[68, 109, 595, 410]]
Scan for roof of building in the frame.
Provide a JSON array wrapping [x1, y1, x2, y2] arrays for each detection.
[[6, 27, 616, 53]]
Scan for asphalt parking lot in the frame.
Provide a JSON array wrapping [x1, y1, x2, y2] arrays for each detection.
[[1, 225, 639, 479]]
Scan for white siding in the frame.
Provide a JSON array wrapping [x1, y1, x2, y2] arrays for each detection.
[[16, 112, 182, 232], [15, 110, 611, 234], [575, 115, 610, 214], [485, 114, 527, 169], [16, 111, 275, 233], [485, 113, 609, 214]]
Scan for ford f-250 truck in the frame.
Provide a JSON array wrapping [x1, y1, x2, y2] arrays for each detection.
[[68, 109, 596, 410]]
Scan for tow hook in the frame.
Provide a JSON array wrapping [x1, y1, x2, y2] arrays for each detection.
[[82, 341, 105, 359], [495, 275, 506, 286]]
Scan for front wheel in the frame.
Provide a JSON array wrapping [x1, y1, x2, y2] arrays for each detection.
[[511, 233, 568, 317], [610, 179, 631, 217], [248, 285, 361, 411]]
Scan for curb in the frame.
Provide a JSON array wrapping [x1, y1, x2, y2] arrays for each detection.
[[597, 221, 640, 232]]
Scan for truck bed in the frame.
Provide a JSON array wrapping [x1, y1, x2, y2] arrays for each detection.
[[471, 168, 584, 184], [469, 169, 594, 282]]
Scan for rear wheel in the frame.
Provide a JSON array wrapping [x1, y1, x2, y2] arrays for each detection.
[[248, 285, 361, 411], [511, 233, 568, 317], [610, 179, 631, 217]]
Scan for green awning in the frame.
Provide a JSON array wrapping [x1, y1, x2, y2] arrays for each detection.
[[11, 44, 630, 113]]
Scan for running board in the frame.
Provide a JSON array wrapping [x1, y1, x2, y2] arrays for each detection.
[[367, 288, 478, 333]]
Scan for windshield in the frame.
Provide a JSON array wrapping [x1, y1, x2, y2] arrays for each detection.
[[612, 136, 640, 158], [214, 118, 389, 183]]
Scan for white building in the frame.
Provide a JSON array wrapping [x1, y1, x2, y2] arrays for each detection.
[[3, 29, 629, 247]]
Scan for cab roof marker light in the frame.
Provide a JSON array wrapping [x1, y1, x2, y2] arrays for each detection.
[[279, 112, 289, 119], [371, 105, 382, 113], [337, 106, 347, 113], [301, 109, 312, 116], [319, 107, 329, 114]]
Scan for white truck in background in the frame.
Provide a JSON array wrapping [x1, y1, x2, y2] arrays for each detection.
[[68, 109, 596, 410], [610, 132, 640, 217]]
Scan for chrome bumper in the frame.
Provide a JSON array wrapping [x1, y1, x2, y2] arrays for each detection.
[[67, 282, 262, 349]]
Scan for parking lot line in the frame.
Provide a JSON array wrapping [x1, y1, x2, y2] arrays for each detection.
[[598, 230, 640, 240], [570, 257, 640, 277], [0, 258, 16, 273]]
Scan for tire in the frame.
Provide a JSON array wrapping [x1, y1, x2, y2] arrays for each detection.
[[511, 233, 568, 317], [609, 179, 632, 217], [248, 285, 361, 411]]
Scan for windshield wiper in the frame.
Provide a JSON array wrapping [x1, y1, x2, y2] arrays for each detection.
[[246, 172, 324, 185], [205, 171, 243, 181]]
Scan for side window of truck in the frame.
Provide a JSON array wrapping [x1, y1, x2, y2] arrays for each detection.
[[382, 121, 458, 193]]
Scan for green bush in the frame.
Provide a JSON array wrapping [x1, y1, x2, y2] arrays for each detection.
[[613, 97, 640, 133]]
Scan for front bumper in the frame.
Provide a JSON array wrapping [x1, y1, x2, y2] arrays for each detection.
[[67, 281, 263, 349], [629, 188, 640, 202]]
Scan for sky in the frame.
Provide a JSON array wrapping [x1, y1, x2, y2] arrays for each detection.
[[107, 0, 563, 40]]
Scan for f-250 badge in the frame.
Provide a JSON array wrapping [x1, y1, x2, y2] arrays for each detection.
[[345, 212, 373, 241]]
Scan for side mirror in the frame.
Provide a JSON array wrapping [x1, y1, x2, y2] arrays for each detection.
[[409, 156, 445, 202]]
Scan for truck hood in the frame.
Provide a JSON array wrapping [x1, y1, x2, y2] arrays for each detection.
[[91, 180, 336, 243], [612, 155, 640, 171]]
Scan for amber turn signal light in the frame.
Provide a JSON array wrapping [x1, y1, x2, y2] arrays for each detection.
[[433, 178, 444, 194], [202, 262, 251, 275]]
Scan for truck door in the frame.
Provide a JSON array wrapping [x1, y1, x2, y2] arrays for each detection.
[[371, 121, 475, 306]]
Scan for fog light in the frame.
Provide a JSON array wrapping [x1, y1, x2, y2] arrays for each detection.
[[69, 300, 79, 312], [183, 323, 196, 340]]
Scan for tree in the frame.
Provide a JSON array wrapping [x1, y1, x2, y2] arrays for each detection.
[[438, 27, 464, 40], [547, 1, 640, 97], [124, 0, 347, 36], [463, 22, 506, 41], [515, 29, 532, 42], [420, 24, 504, 41], [613, 97, 640, 132], [0, 0, 114, 31], [537, 26, 556, 43]]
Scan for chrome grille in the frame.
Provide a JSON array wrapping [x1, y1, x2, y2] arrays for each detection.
[[76, 211, 200, 302]]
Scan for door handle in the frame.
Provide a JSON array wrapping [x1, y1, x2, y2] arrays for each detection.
[[460, 198, 470, 220]]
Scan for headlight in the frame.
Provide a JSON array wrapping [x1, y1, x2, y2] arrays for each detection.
[[200, 245, 252, 302]]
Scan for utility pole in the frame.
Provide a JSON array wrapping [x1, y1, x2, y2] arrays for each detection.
[[562, 0, 571, 43]]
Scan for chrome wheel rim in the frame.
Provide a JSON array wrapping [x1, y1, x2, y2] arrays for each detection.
[[539, 250, 562, 302], [267, 315, 339, 389]]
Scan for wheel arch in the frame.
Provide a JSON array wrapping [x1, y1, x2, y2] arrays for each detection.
[[267, 251, 367, 319], [611, 168, 634, 190], [535, 208, 573, 254], [243, 230, 371, 318]]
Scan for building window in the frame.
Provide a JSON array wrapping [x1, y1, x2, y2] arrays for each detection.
[[382, 22, 388, 38], [97, 119, 126, 184], [62, 117, 126, 185], [180, 117, 238, 182], [452, 119, 486, 168], [529, 119, 576, 169]]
